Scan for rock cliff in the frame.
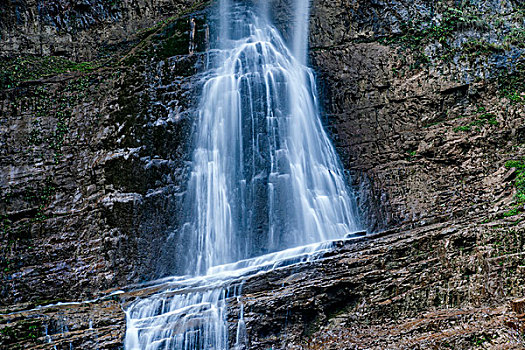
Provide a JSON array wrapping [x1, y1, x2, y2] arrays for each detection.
[[1, 0, 524, 349]]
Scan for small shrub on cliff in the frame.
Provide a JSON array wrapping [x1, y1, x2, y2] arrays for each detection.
[[503, 207, 520, 217], [454, 125, 471, 132], [453, 108, 500, 132], [504, 28, 525, 49], [505, 160, 525, 169]]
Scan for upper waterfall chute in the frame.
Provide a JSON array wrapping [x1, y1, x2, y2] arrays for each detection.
[[180, 6, 360, 274]]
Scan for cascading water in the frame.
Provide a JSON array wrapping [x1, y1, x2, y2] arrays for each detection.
[[181, 1, 360, 275], [125, 1, 361, 349]]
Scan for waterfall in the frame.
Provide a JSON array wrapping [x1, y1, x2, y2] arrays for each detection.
[[125, 1, 361, 349], [182, 1, 359, 274]]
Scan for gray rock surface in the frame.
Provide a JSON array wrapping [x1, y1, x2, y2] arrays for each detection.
[[1, 1, 210, 306], [0, 0, 200, 60], [309, 0, 525, 231]]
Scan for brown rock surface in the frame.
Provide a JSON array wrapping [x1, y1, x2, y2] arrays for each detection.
[[0, 298, 125, 349], [309, 0, 525, 231], [231, 216, 525, 349], [4, 214, 524, 348]]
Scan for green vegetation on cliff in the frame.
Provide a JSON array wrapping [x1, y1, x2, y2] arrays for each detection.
[[0, 56, 97, 89], [498, 61, 525, 104], [378, 1, 524, 74], [506, 160, 525, 204]]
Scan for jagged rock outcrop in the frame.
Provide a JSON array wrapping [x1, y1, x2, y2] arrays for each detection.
[[0, 298, 125, 349], [0, 0, 524, 349], [2, 215, 524, 349], [309, 0, 525, 232], [233, 217, 525, 349]]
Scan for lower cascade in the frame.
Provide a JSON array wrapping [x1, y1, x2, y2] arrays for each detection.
[[124, 1, 361, 349]]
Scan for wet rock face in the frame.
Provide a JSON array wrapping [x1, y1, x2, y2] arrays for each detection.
[[232, 218, 525, 349], [0, 2, 210, 307], [0, 299, 125, 349], [0, 0, 199, 60], [3, 216, 524, 349]]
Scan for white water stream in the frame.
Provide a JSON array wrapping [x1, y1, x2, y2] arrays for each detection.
[[125, 1, 361, 349]]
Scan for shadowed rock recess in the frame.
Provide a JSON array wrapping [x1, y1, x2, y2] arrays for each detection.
[[0, 0, 524, 349]]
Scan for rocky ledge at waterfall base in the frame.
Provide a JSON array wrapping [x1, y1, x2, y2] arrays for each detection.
[[2, 217, 525, 349], [1, 0, 525, 349]]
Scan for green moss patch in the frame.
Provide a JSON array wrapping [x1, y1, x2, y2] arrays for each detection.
[[498, 61, 525, 104], [453, 107, 499, 132], [0, 320, 43, 346], [121, 0, 210, 66], [378, 2, 523, 72], [0, 56, 98, 89], [505, 159, 525, 205], [382, 6, 486, 48]]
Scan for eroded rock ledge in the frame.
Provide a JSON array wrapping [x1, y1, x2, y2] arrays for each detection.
[[2, 213, 524, 349]]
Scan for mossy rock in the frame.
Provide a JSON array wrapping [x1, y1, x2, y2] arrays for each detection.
[[0, 320, 43, 346]]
